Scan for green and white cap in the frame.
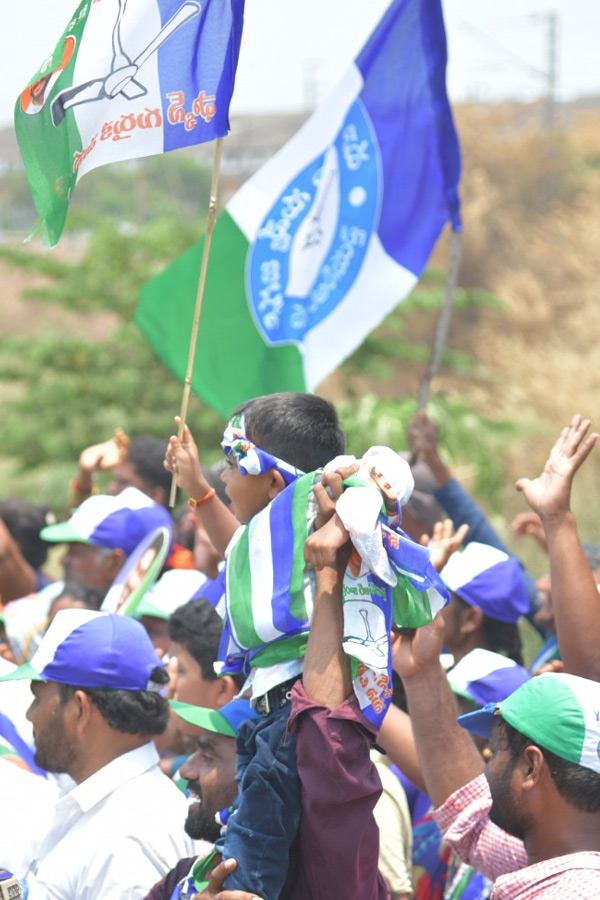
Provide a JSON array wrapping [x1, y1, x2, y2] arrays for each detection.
[[458, 672, 600, 774]]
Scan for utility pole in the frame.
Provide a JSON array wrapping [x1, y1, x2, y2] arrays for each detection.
[[543, 11, 558, 132], [532, 10, 558, 133], [458, 12, 560, 131]]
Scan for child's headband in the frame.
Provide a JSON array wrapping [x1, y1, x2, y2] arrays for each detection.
[[221, 415, 305, 486]]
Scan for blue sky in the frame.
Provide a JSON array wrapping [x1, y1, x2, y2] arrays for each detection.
[[3, 0, 599, 126]]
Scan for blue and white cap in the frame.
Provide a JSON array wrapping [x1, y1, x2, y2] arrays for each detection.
[[134, 569, 210, 621], [40, 487, 173, 557], [0, 609, 165, 690], [440, 542, 529, 623], [447, 648, 530, 709]]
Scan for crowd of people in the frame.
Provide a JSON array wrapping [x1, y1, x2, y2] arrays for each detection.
[[1, 392, 600, 899]]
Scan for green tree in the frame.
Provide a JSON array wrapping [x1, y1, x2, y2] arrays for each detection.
[[0, 157, 518, 515]]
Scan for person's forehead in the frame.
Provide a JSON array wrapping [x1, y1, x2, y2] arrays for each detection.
[[139, 615, 169, 635], [487, 718, 507, 751], [170, 641, 201, 667], [65, 541, 100, 556], [31, 679, 59, 699], [195, 725, 235, 754]]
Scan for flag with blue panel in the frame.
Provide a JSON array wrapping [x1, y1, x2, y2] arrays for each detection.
[[15, 0, 245, 245], [136, 0, 462, 415]]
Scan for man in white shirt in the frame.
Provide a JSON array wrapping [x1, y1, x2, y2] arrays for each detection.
[[0, 609, 197, 899], [3, 486, 173, 663]]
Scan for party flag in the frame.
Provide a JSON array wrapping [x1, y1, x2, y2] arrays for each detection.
[[16, 0, 245, 245], [136, 0, 461, 416]]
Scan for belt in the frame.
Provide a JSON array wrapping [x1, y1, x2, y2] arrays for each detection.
[[253, 676, 299, 716]]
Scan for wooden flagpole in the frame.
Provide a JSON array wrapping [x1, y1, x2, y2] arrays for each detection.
[[417, 228, 462, 410], [169, 136, 224, 507]]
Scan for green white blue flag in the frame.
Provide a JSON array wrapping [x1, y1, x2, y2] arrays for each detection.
[[16, 0, 245, 245], [136, 0, 461, 417]]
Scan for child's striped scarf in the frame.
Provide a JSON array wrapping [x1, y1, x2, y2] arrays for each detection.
[[205, 472, 448, 728]]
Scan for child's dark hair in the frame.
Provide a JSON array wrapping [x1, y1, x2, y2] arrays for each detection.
[[168, 598, 223, 681], [232, 392, 345, 472]]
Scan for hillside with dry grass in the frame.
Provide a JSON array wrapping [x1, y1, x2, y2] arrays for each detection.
[[445, 102, 600, 538], [321, 100, 600, 557]]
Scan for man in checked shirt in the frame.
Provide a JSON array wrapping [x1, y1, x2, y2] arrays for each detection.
[[395, 609, 600, 899]]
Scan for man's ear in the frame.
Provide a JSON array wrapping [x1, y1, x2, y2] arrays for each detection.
[[459, 604, 482, 636], [71, 689, 95, 733], [520, 744, 545, 791], [213, 675, 239, 708], [267, 469, 286, 500]]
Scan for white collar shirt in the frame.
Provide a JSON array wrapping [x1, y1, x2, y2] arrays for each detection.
[[25, 742, 196, 900]]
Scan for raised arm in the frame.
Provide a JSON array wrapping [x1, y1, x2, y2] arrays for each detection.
[[377, 702, 425, 792], [409, 411, 509, 553], [516, 414, 600, 680], [302, 478, 353, 705], [302, 548, 352, 706], [164, 418, 240, 558], [395, 614, 483, 808], [71, 428, 130, 502], [292, 497, 390, 900]]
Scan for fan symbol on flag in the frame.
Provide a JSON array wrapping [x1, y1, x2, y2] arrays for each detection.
[[344, 603, 388, 664], [285, 145, 340, 300], [45, 0, 201, 127]]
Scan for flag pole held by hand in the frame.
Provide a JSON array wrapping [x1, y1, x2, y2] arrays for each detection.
[[169, 136, 224, 508]]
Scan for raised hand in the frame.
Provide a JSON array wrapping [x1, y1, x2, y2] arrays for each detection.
[[407, 410, 451, 485], [164, 416, 206, 497], [312, 462, 358, 531], [510, 512, 548, 555], [420, 519, 469, 572], [515, 415, 598, 524], [79, 427, 130, 473], [390, 610, 445, 681], [407, 409, 440, 460], [304, 512, 349, 570]]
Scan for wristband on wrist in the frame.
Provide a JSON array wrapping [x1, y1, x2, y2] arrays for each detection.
[[69, 477, 98, 501], [188, 487, 216, 510]]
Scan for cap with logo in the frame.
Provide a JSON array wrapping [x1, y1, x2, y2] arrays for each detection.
[[40, 487, 172, 557], [458, 672, 600, 774], [0, 608, 164, 691]]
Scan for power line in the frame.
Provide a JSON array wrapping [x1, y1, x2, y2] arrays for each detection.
[[456, 15, 548, 81]]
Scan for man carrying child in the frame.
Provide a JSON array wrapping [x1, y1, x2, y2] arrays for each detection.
[[165, 391, 446, 899]]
